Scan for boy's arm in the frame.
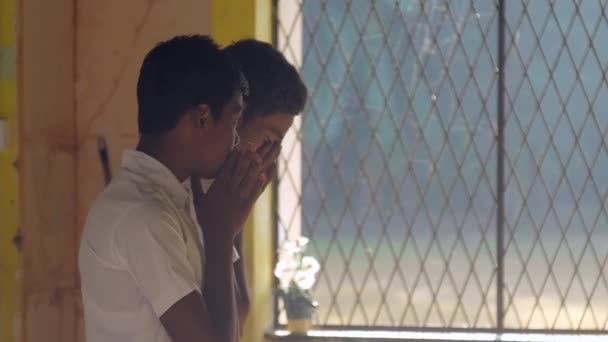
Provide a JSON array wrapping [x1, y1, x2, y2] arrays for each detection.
[[116, 206, 235, 342], [163, 149, 266, 342], [234, 232, 250, 334]]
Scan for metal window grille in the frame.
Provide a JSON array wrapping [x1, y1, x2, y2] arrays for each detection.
[[275, 0, 608, 332]]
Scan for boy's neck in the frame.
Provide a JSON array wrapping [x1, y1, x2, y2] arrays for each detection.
[[136, 135, 190, 183]]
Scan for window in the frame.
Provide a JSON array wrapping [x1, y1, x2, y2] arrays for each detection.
[[275, 0, 608, 332]]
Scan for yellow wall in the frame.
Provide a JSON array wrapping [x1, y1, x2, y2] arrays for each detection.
[[20, 0, 78, 340], [0, 0, 19, 340]]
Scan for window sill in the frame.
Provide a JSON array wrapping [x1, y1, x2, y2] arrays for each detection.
[[265, 329, 608, 342]]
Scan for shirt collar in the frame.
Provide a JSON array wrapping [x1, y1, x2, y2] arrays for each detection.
[[121, 149, 190, 207], [182, 178, 215, 194]]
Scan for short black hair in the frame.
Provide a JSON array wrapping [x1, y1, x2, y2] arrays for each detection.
[[224, 39, 307, 122], [137, 35, 248, 135]]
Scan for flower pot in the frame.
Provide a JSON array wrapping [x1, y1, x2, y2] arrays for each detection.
[[287, 318, 313, 334], [283, 291, 317, 334]]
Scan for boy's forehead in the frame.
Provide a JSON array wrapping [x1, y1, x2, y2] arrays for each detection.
[[249, 112, 294, 136]]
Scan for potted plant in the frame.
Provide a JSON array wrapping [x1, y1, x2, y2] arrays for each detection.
[[274, 237, 320, 334]]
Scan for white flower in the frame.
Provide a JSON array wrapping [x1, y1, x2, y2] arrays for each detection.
[[283, 241, 301, 255], [273, 259, 287, 278], [294, 270, 316, 290], [274, 259, 297, 289], [301, 256, 320, 274], [281, 237, 310, 256], [297, 236, 310, 249], [275, 237, 318, 290]]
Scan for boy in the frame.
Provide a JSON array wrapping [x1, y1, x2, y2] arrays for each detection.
[[220, 39, 307, 331], [79, 35, 277, 342]]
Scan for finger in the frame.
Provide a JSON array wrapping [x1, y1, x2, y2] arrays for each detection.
[[247, 173, 268, 205], [217, 150, 239, 182], [246, 160, 277, 205], [262, 161, 277, 189], [238, 154, 264, 196], [255, 140, 273, 159], [270, 142, 281, 160], [239, 140, 256, 153], [260, 142, 281, 171], [233, 150, 258, 188]]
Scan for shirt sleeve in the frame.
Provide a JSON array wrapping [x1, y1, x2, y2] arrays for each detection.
[[115, 204, 200, 317]]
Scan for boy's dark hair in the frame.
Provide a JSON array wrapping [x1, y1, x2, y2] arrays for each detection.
[[224, 39, 307, 121], [137, 35, 248, 135]]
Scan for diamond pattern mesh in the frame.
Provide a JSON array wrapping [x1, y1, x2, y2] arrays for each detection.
[[275, 0, 608, 331], [503, 0, 608, 330]]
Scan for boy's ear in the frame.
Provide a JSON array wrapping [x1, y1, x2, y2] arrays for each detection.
[[196, 104, 213, 129]]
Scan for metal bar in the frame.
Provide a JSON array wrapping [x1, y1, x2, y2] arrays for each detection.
[[272, 324, 608, 335], [496, 0, 506, 333], [266, 330, 608, 342], [271, 0, 281, 328]]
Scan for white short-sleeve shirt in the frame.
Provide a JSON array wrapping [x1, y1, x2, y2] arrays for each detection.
[[79, 150, 235, 342]]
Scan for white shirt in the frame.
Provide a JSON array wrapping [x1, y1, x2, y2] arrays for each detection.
[[79, 150, 236, 342]]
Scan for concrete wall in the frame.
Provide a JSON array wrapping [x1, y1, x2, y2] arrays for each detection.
[[18, 1, 211, 340]]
